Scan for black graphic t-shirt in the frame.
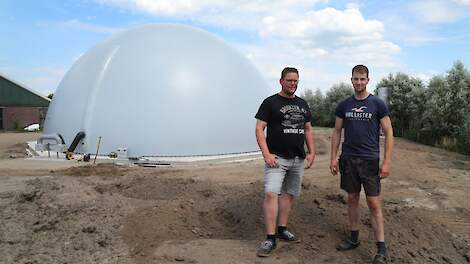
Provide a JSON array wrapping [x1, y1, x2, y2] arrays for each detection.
[[335, 94, 389, 160], [255, 94, 312, 159]]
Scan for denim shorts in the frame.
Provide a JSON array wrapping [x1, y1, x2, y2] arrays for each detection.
[[264, 156, 304, 197]]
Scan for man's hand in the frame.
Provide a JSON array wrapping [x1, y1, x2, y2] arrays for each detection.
[[305, 153, 315, 169], [380, 161, 390, 179], [263, 153, 278, 168], [330, 159, 339, 175]]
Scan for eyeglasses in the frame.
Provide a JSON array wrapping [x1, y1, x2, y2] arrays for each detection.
[[284, 79, 299, 83]]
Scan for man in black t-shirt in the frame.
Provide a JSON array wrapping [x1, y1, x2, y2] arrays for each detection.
[[255, 67, 315, 257], [330, 65, 394, 264]]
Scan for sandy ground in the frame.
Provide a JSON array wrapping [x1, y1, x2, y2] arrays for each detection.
[[0, 130, 469, 264]]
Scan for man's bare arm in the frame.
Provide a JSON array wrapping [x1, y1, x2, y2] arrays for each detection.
[[304, 122, 315, 169], [379, 116, 394, 178], [255, 119, 278, 168], [329, 117, 343, 175]]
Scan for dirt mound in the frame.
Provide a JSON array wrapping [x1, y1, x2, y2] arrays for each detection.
[[0, 176, 130, 264], [116, 175, 470, 263], [0, 142, 29, 159], [1, 131, 470, 263], [0, 132, 39, 160], [58, 163, 129, 177], [1, 163, 469, 264]]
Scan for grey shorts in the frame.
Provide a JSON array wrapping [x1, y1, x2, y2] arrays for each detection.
[[264, 156, 305, 197]]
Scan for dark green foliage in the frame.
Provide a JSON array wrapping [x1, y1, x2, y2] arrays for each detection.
[[302, 89, 327, 126], [301, 60, 470, 155], [457, 115, 470, 154], [376, 73, 426, 137], [301, 83, 352, 127], [323, 83, 353, 127], [381, 61, 470, 154]]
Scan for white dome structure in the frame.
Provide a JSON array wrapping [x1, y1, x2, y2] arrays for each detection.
[[44, 24, 270, 157]]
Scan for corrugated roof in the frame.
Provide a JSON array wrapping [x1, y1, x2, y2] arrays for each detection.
[[0, 72, 51, 107]]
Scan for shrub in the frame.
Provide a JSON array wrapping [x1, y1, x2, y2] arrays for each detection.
[[457, 116, 470, 155]]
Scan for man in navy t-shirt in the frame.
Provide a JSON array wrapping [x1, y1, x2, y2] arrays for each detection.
[[330, 65, 394, 264]]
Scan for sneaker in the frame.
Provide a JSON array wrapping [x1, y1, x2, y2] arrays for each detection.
[[256, 239, 277, 257], [277, 229, 299, 242], [336, 240, 360, 251], [372, 253, 388, 264]]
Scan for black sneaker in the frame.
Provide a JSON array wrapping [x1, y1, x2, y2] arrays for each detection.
[[277, 229, 299, 242], [336, 240, 360, 251], [372, 253, 388, 264], [256, 239, 277, 257]]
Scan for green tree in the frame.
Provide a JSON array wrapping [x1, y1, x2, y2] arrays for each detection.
[[423, 61, 470, 149], [376, 73, 425, 137], [457, 115, 470, 154], [323, 83, 353, 127], [423, 75, 449, 143], [302, 89, 326, 126], [446, 61, 470, 151], [302, 89, 315, 108], [445, 61, 470, 137]]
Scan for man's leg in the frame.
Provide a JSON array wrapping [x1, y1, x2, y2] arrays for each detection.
[[339, 158, 361, 232], [276, 157, 303, 242], [337, 192, 361, 251], [278, 192, 293, 227], [258, 193, 279, 257], [264, 192, 279, 235], [257, 162, 286, 257], [366, 196, 384, 241], [263, 160, 286, 235], [360, 158, 387, 262], [337, 158, 362, 251], [367, 195, 388, 263], [348, 192, 361, 231]]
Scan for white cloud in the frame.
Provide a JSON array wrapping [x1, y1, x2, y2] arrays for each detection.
[[373, 0, 470, 47], [98, 0, 327, 15], [96, 0, 328, 29], [89, 1, 403, 92], [260, 7, 388, 48], [411, 0, 466, 24], [453, 0, 470, 5], [237, 38, 400, 95], [258, 6, 400, 71], [261, 7, 383, 38]]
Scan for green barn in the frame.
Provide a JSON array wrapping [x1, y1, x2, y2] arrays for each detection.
[[0, 73, 50, 130]]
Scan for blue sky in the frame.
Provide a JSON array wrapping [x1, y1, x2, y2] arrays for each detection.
[[1, 0, 469, 96]]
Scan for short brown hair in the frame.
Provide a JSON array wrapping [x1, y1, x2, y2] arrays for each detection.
[[281, 67, 299, 79], [352, 65, 369, 78]]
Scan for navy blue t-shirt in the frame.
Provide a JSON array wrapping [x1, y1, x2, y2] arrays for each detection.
[[335, 94, 389, 160]]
